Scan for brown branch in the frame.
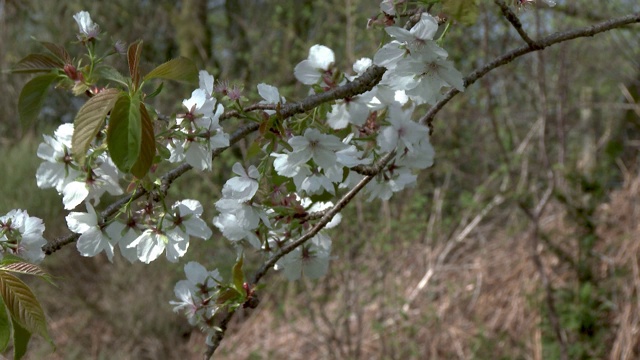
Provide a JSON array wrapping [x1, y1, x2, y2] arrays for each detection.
[[42, 65, 386, 254], [204, 151, 395, 359], [419, 12, 640, 127], [494, 0, 540, 48]]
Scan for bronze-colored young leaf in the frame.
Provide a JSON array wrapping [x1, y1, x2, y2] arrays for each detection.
[[40, 41, 71, 64], [18, 73, 59, 131], [143, 57, 198, 84], [72, 88, 120, 164], [130, 103, 156, 178], [0, 272, 51, 345], [12, 54, 63, 74], [0, 298, 10, 353], [127, 40, 143, 90], [107, 93, 142, 173]]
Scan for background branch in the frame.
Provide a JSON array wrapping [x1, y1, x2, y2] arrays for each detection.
[[419, 12, 640, 127]]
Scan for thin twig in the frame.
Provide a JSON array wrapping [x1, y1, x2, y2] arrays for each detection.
[[494, 0, 540, 48], [419, 12, 640, 127], [204, 151, 396, 359], [42, 65, 386, 254]]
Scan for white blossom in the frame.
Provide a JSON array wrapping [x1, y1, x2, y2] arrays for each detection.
[[66, 203, 116, 261], [73, 11, 100, 39], [294, 45, 335, 85], [0, 209, 47, 263]]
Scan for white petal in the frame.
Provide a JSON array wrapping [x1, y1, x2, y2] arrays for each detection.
[[308, 45, 334, 70]]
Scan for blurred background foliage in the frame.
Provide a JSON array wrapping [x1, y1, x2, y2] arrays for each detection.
[[1, 0, 640, 359]]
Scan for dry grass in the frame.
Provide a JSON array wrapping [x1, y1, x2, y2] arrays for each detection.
[[216, 173, 640, 360], [19, 173, 640, 359]]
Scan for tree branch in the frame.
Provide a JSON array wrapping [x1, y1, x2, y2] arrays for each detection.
[[204, 150, 395, 359], [419, 12, 640, 127], [42, 65, 386, 254], [494, 0, 540, 48]]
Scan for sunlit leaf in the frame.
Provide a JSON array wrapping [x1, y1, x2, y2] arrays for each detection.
[[130, 103, 156, 178], [18, 73, 59, 130], [0, 272, 51, 345], [107, 93, 142, 173], [232, 255, 245, 296], [12, 54, 63, 74], [143, 57, 198, 84], [0, 263, 47, 278], [72, 88, 120, 163]]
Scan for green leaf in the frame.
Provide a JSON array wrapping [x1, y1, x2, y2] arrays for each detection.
[[246, 140, 263, 160], [156, 140, 171, 160], [146, 82, 164, 99], [107, 93, 142, 173], [12, 54, 63, 74], [232, 255, 245, 296], [18, 73, 59, 130], [0, 255, 26, 267], [11, 318, 30, 360], [143, 57, 198, 84], [216, 287, 241, 305], [442, 0, 479, 26], [40, 41, 71, 64], [72, 88, 121, 163], [128, 41, 143, 89], [130, 104, 156, 178], [94, 65, 129, 87], [0, 298, 11, 353], [0, 272, 51, 345]]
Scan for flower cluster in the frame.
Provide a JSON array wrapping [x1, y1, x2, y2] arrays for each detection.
[[213, 162, 269, 249], [66, 199, 211, 264], [167, 70, 230, 171], [36, 123, 123, 210], [20, 7, 461, 343], [170, 262, 223, 345], [0, 209, 46, 263]]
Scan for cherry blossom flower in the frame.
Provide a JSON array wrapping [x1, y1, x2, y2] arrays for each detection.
[[377, 106, 430, 153], [36, 123, 80, 193], [168, 90, 229, 171], [257, 83, 286, 115], [220, 163, 260, 202], [127, 200, 210, 263], [294, 45, 335, 85], [286, 128, 347, 170], [66, 203, 116, 261], [61, 155, 123, 210], [198, 70, 215, 99], [0, 209, 47, 263], [169, 262, 222, 324], [365, 167, 417, 201], [275, 238, 332, 280], [212, 213, 262, 248], [105, 219, 141, 263], [73, 11, 100, 40]]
